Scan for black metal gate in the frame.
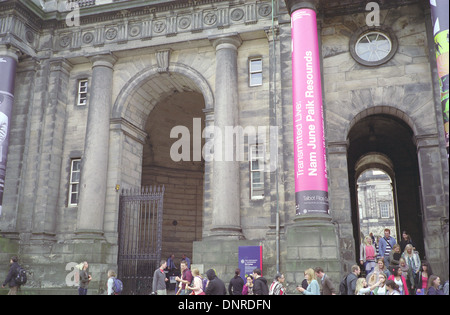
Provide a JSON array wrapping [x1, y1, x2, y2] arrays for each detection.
[[118, 186, 164, 295]]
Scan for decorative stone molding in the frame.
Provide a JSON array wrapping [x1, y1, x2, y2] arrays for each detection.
[[209, 33, 242, 51], [156, 49, 171, 73], [88, 52, 117, 69], [110, 117, 147, 145], [49, 1, 273, 52], [284, 0, 319, 15]]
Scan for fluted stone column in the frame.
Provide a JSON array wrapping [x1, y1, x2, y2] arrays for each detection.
[[209, 34, 243, 239], [76, 53, 117, 239]]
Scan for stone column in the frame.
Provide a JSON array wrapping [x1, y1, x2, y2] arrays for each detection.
[[209, 34, 243, 239], [286, 0, 330, 222], [0, 45, 19, 221], [284, 0, 341, 291], [76, 53, 117, 239]]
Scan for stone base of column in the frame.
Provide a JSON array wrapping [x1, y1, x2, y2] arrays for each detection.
[[209, 225, 245, 240], [285, 213, 341, 294], [30, 232, 57, 244], [293, 213, 333, 226], [193, 238, 259, 282], [74, 229, 105, 241], [0, 236, 117, 294]]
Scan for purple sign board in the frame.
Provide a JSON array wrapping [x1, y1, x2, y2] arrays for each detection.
[[238, 246, 263, 281]]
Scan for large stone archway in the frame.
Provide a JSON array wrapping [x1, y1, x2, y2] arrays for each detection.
[[347, 112, 425, 262], [112, 63, 214, 127], [106, 62, 214, 265]]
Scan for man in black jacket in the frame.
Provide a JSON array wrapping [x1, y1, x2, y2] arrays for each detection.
[[1, 256, 20, 295], [205, 269, 227, 295], [252, 268, 269, 295]]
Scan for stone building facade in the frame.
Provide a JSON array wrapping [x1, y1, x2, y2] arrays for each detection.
[[357, 169, 397, 242], [0, 0, 448, 294]]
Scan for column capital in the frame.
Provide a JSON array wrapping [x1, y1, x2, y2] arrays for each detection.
[[49, 57, 73, 74], [0, 44, 22, 62], [88, 53, 117, 69], [284, 0, 319, 15], [209, 33, 242, 51]]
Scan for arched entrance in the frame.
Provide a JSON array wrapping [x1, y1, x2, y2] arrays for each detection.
[[142, 89, 205, 263], [347, 113, 425, 263], [356, 154, 399, 249], [112, 63, 214, 272]]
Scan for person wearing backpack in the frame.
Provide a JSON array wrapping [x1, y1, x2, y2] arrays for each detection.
[[1, 256, 20, 295], [339, 265, 360, 295], [107, 270, 123, 295]]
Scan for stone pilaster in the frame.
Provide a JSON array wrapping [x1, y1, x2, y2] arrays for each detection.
[[76, 53, 117, 239], [32, 58, 73, 242], [416, 134, 449, 278]]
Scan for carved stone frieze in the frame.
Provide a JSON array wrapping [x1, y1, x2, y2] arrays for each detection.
[[52, 1, 275, 52], [0, 13, 39, 55]]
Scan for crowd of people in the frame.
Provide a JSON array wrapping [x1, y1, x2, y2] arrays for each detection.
[[352, 228, 448, 295], [2, 231, 449, 295], [153, 236, 448, 296]]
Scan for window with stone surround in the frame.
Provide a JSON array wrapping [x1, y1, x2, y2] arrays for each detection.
[[77, 79, 88, 106], [379, 201, 390, 218], [249, 144, 264, 199], [249, 57, 263, 87], [68, 158, 81, 207]]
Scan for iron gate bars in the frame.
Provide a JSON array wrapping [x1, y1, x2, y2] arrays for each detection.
[[118, 186, 164, 295]]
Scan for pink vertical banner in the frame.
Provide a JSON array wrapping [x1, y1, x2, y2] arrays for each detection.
[[291, 8, 329, 215]]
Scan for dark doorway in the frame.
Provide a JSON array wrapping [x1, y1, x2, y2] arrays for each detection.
[[142, 90, 205, 267], [347, 113, 425, 263]]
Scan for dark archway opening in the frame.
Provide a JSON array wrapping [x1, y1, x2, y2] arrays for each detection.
[[347, 114, 425, 265], [142, 90, 205, 267]]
